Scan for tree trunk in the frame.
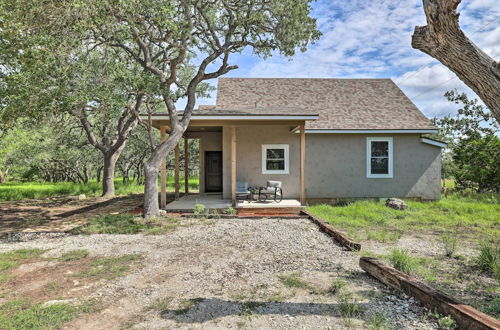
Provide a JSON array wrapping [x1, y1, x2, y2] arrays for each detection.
[[143, 128, 184, 218], [412, 0, 500, 121], [102, 152, 119, 198]]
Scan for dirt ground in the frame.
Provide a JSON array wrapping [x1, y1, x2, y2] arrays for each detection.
[[0, 218, 440, 329], [0, 195, 145, 234]]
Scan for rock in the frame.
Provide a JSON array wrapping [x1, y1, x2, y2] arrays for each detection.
[[158, 210, 167, 216], [385, 198, 408, 210], [78, 194, 87, 200], [43, 299, 75, 307]]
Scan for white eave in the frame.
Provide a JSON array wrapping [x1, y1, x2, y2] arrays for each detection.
[[139, 114, 319, 121], [294, 129, 439, 134], [420, 137, 447, 148]]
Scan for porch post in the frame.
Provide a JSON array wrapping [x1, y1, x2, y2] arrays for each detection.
[[300, 124, 306, 205], [160, 126, 167, 209], [231, 126, 237, 207], [184, 138, 189, 194], [174, 143, 180, 200]]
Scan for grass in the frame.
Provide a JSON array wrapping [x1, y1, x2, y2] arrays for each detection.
[[0, 299, 77, 330], [474, 242, 499, 281], [58, 250, 89, 262], [0, 176, 200, 202], [73, 213, 147, 234], [389, 249, 418, 275], [74, 254, 141, 280], [307, 193, 500, 242], [0, 249, 46, 271], [278, 273, 309, 289]]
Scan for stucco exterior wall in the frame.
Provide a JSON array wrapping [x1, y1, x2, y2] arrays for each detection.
[[305, 134, 441, 200], [186, 131, 222, 193], [220, 129, 441, 200], [222, 125, 300, 199]]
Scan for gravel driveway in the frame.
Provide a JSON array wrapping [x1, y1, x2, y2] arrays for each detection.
[[1, 218, 439, 329]]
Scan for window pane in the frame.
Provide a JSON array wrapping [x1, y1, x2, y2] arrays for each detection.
[[267, 148, 285, 159], [371, 141, 388, 157], [371, 158, 388, 174], [266, 160, 285, 170]]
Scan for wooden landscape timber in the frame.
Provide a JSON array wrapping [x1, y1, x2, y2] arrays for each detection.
[[360, 256, 500, 330], [302, 210, 361, 251]]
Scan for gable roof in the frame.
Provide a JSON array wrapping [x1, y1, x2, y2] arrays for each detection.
[[212, 78, 436, 130]]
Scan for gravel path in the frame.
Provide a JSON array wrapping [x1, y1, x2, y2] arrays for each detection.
[[0, 218, 439, 329]]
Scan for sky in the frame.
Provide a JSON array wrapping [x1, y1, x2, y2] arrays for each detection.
[[192, 0, 500, 119]]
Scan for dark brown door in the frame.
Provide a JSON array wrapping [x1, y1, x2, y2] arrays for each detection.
[[205, 151, 223, 192]]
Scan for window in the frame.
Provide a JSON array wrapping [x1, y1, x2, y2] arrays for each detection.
[[366, 137, 393, 178], [262, 144, 289, 174]]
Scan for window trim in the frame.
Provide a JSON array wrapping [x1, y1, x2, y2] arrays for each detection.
[[366, 137, 393, 178], [262, 144, 289, 174]]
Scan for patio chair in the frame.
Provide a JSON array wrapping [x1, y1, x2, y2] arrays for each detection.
[[258, 180, 283, 203], [235, 181, 251, 200]]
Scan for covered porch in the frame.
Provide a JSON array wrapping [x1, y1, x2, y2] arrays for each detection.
[[140, 111, 318, 213]]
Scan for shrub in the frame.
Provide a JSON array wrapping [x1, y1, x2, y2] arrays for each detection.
[[193, 204, 206, 216], [223, 206, 237, 215], [389, 249, 418, 275], [440, 234, 458, 257], [474, 243, 500, 281]]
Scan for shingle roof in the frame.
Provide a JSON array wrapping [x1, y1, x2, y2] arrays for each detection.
[[213, 78, 436, 130]]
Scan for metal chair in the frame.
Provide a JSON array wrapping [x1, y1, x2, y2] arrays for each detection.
[[258, 180, 283, 202], [236, 181, 251, 200]]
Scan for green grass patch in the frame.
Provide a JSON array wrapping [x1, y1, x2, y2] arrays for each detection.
[[278, 273, 309, 289], [389, 249, 418, 275], [0, 176, 200, 202], [73, 214, 146, 235], [474, 242, 500, 281], [58, 250, 89, 262], [74, 254, 141, 280], [307, 193, 500, 242], [0, 299, 77, 330], [0, 249, 46, 271]]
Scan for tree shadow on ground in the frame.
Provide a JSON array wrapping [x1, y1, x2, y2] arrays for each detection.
[[161, 297, 369, 324]]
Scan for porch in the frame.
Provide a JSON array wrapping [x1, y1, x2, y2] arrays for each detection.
[[164, 193, 302, 214]]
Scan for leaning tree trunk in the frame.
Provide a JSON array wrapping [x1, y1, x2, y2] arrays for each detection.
[[412, 0, 500, 122], [143, 128, 184, 219]]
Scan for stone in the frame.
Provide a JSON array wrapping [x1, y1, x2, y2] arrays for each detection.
[[385, 198, 408, 210], [78, 194, 87, 200]]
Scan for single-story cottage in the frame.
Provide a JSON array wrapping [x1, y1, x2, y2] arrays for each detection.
[[142, 78, 444, 210]]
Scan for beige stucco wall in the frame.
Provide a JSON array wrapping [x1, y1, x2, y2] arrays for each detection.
[[222, 125, 300, 199], [219, 128, 441, 200], [304, 134, 441, 200], [185, 131, 222, 193]]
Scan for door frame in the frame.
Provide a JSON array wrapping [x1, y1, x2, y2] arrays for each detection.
[[204, 151, 223, 192]]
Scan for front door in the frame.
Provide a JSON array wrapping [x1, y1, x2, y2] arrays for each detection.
[[205, 151, 223, 192]]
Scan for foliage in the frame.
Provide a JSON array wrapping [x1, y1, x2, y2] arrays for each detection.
[[193, 204, 207, 216], [474, 243, 500, 281], [440, 234, 458, 258], [223, 206, 237, 215], [432, 91, 500, 192], [0, 177, 199, 202], [429, 312, 457, 330], [389, 249, 418, 275]]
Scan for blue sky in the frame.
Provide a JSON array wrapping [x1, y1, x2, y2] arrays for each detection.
[[193, 0, 500, 119]]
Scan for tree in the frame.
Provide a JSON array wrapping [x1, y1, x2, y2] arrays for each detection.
[[412, 0, 500, 122], [433, 90, 500, 192]]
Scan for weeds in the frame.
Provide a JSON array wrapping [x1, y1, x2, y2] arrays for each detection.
[[240, 301, 265, 317], [389, 249, 418, 275], [73, 214, 146, 234], [367, 312, 389, 330], [474, 242, 499, 281], [193, 204, 207, 216], [174, 298, 204, 315], [440, 234, 458, 257], [338, 291, 364, 318], [223, 206, 237, 215], [278, 273, 309, 289], [328, 278, 347, 295]]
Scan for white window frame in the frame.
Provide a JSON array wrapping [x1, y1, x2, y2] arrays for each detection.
[[366, 137, 393, 178], [262, 144, 289, 174]]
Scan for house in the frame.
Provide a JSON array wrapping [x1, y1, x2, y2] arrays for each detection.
[[143, 78, 444, 210]]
